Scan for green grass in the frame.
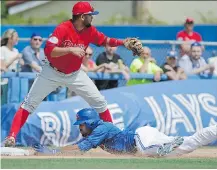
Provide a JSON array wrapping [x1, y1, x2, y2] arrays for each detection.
[[1, 158, 217, 169]]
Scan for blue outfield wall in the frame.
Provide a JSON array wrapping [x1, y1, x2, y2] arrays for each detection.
[[2, 25, 217, 41], [1, 25, 217, 66], [2, 72, 216, 104], [1, 79, 217, 147]]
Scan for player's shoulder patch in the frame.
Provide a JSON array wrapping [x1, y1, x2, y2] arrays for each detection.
[[48, 36, 58, 44]]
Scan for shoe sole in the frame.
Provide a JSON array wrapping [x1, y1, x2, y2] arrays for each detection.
[[157, 137, 184, 156]]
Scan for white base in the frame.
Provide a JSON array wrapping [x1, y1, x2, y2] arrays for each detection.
[[0, 147, 30, 156]]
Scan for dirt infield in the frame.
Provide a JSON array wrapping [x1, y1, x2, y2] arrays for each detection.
[[179, 147, 217, 158], [2, 148, 217, 169], [2, 147, 217, 159]]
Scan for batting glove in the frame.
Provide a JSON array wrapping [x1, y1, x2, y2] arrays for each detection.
[[33, 143, 60, 155]]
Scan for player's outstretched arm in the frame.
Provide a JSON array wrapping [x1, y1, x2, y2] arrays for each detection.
[[33, 143, 81, 155], [60, 144, 80, 153], [105, 37, 144, 57], [91, 27, 143, 56]]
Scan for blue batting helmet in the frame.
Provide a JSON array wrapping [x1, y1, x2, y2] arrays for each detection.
[[73, 108, 100, 129]]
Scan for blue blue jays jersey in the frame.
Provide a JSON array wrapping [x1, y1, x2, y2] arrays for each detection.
[[77, 120, 136, 154]]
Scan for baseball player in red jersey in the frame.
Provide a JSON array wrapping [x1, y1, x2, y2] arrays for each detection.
[[4, 1, 139, 147]]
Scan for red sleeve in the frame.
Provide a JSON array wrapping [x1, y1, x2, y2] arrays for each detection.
[[90, 26, 106, 46], [90, 26, 123, 47], [44, 24, 66, 57]]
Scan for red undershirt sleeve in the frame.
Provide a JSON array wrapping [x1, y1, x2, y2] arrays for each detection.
[[91, 26, 123, 47]]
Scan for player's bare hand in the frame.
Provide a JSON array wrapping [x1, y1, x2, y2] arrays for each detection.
[[68, 47, 85, 58]]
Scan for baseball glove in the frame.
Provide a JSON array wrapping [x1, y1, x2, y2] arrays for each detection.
[[124, 38, 143, 56]]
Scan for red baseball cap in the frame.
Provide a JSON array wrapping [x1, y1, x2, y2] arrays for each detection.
[[72, 1, 99, 15], [185, 17, 194, 24]]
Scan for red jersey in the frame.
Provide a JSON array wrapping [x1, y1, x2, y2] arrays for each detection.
[[44, 20, 106, 74], [176, 30, 202, 42]]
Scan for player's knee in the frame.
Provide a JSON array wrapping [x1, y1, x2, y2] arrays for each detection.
[[21, 103, 35, 113], [90, 96, 107, 113], [21, 99, 38, 113]]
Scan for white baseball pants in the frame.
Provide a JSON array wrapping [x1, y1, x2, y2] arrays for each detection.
[[21, 64, 107, 113], [134, 125, 217, 157]]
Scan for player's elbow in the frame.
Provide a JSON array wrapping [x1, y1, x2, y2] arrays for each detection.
[[50, 50, 57, 58], [44, 45, 56, 58]]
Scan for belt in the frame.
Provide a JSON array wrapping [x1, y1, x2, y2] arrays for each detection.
[[49, 63, 80, 76], [49, 64, 65, 73]]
